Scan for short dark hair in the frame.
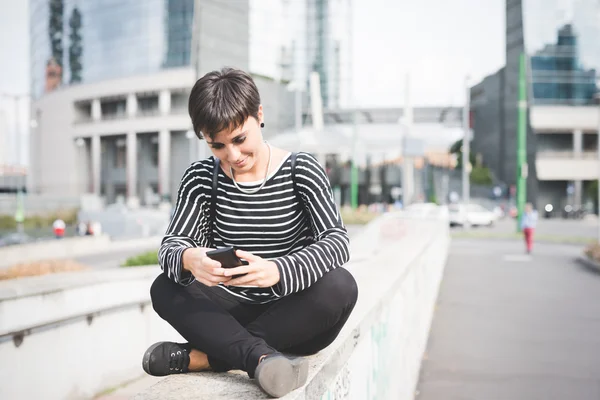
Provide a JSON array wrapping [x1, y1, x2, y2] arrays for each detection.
[[188, 67, 261, 140]]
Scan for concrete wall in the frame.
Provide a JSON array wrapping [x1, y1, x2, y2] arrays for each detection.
[[136, 209, 450, 400], [0, 210, 449, 400], [531, 106, 600, 133], [0, 235, 161, 268], [0, 267, 181, 400]]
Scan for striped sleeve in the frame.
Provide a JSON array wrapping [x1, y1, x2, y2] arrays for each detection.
[[158, 160, 213, 286], [272, 153, 350, 296]]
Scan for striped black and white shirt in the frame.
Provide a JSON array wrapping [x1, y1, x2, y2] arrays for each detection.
[[159, 152, 350, 304]]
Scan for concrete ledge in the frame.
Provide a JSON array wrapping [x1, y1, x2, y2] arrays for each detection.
[[0, 235, 162, 268], [135, 211, 450, 399], [0, 266, 184, 400]]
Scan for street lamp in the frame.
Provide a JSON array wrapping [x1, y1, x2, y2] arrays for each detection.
[[595, 85, 600, 243], [1, 92, 30, 235]]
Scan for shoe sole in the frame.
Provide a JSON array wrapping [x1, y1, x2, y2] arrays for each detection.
[[256, 356, 309, 398], [142, 341, 165, 376]]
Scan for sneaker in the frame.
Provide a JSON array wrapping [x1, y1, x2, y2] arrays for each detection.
[[255, 353, 309, 398], [142, 341, 191, 376]]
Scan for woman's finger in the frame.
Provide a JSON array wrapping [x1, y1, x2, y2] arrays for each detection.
[[223, 264, 253, 277], [235, 249, 261, 262], [226, 273, 257, 287]]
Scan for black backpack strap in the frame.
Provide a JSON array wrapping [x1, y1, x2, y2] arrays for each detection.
[[211, 157, 220, 244], [290, 152, 298, 197]]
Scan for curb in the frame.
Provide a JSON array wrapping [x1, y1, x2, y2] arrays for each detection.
[[575, 256, 600, 273], [450, 233, 592, 246]]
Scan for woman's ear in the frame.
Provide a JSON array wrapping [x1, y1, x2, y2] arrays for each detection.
[[257, 104, 264, 125]]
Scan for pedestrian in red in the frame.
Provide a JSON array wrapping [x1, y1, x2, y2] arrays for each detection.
[[520, 203, 538, 254]]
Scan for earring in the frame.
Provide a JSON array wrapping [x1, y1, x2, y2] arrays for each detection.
[[260, 122, 265, 128]]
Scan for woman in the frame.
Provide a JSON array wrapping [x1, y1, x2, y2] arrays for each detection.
[[143, 68, 358, 398], [520, 202, 538, 254]]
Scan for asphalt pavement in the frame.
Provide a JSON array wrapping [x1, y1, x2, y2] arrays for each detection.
[[455, 216, 599, 242], [417, 239, 600, 400]]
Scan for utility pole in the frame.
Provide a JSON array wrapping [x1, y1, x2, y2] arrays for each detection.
[[348, 0, 358, 209], [516, 53, 528, 232], [1, 93, 29, 234], [350, 108, 359, 209], [595, 83, 600, 243], [461, 76, 471, 227], [402, 73, 414, 208]]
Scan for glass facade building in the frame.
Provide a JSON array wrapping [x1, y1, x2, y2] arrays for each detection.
[[522, 0, 599, 105], [471, 0, 600, 209], [30, 0, 194, 99]]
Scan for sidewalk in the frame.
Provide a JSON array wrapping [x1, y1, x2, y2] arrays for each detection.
[[417, 238, 600, 399]]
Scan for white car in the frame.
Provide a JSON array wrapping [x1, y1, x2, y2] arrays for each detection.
[[448, 203, 497, 227]]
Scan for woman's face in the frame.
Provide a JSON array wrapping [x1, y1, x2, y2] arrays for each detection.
[[206, 106, 265, 174]]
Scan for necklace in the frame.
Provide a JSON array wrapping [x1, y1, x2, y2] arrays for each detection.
[[230, 142, 272, 194]]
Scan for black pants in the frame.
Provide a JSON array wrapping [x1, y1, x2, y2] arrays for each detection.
[[151, 267, 358, 378]]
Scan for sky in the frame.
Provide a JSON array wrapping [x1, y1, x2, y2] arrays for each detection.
[[0, 0, 505, 166]]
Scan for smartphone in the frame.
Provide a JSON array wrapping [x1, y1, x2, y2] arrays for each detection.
[[206, 247, 248, 278]]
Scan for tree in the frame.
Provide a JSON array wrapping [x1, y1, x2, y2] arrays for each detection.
[[587, 180, 598, 213], [449, 139, 475, 169], [69, 7, 83, 83], [449, 139, 493, 186], [48, 0, 64, 80]]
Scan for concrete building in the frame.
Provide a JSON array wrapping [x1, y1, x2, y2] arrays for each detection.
[[29, 0, 295, 207], [471, 0, 600, 213]]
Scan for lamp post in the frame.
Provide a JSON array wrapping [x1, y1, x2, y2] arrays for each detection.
[[595, 86, 600, 243], [1, 92, 30, 234], [462, 76, 471, 229]]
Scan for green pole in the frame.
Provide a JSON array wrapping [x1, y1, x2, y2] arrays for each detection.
[[516, 52, 528, 232], [14, 189, 25, 234], [350, 109, 359, 209], [350, 162, 358, 209]]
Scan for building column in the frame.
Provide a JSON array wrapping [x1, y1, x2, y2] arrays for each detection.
[[402, 157, 414, 207], [126, 93, 138, 117], [91, 135, 101, 196], [126, 131, 139, 208], [573, 129, 583, 206], [159, 129, 171, 201], [159, 90, 171, 115], [92, 99, 101, 121]]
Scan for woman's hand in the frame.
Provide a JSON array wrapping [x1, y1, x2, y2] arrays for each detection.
[[224, 249, 280, 287], [182, 248, 231, 286]]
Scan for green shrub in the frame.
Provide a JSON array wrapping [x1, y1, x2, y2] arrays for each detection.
[[585, 242, 600, 263], [341, 208, 380, 225], [0, 208, 79, 230], [470, 166, 493, 185], [122, 250, 159, 267]]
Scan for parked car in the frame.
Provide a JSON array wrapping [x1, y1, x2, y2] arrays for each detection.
[[448, 203, 497, 227], [0, 232, 35, 247]]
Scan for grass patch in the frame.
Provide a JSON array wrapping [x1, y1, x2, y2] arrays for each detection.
[[341, 208, 380, 225], [122, 250, 159, 267], [0, 208, 79, 230], [0, 259, 89, 280], [451, 230, 593, 245]]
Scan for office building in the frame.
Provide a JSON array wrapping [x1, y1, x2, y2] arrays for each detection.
[[29, 0, 294, 207], [471, 0, 600, 212]]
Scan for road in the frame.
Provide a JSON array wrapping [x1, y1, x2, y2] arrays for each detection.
[[456, 216, 599, 241], [417, 239, 600, 400]]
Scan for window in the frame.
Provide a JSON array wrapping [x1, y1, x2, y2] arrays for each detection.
[[114, 138, 126, 168]]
